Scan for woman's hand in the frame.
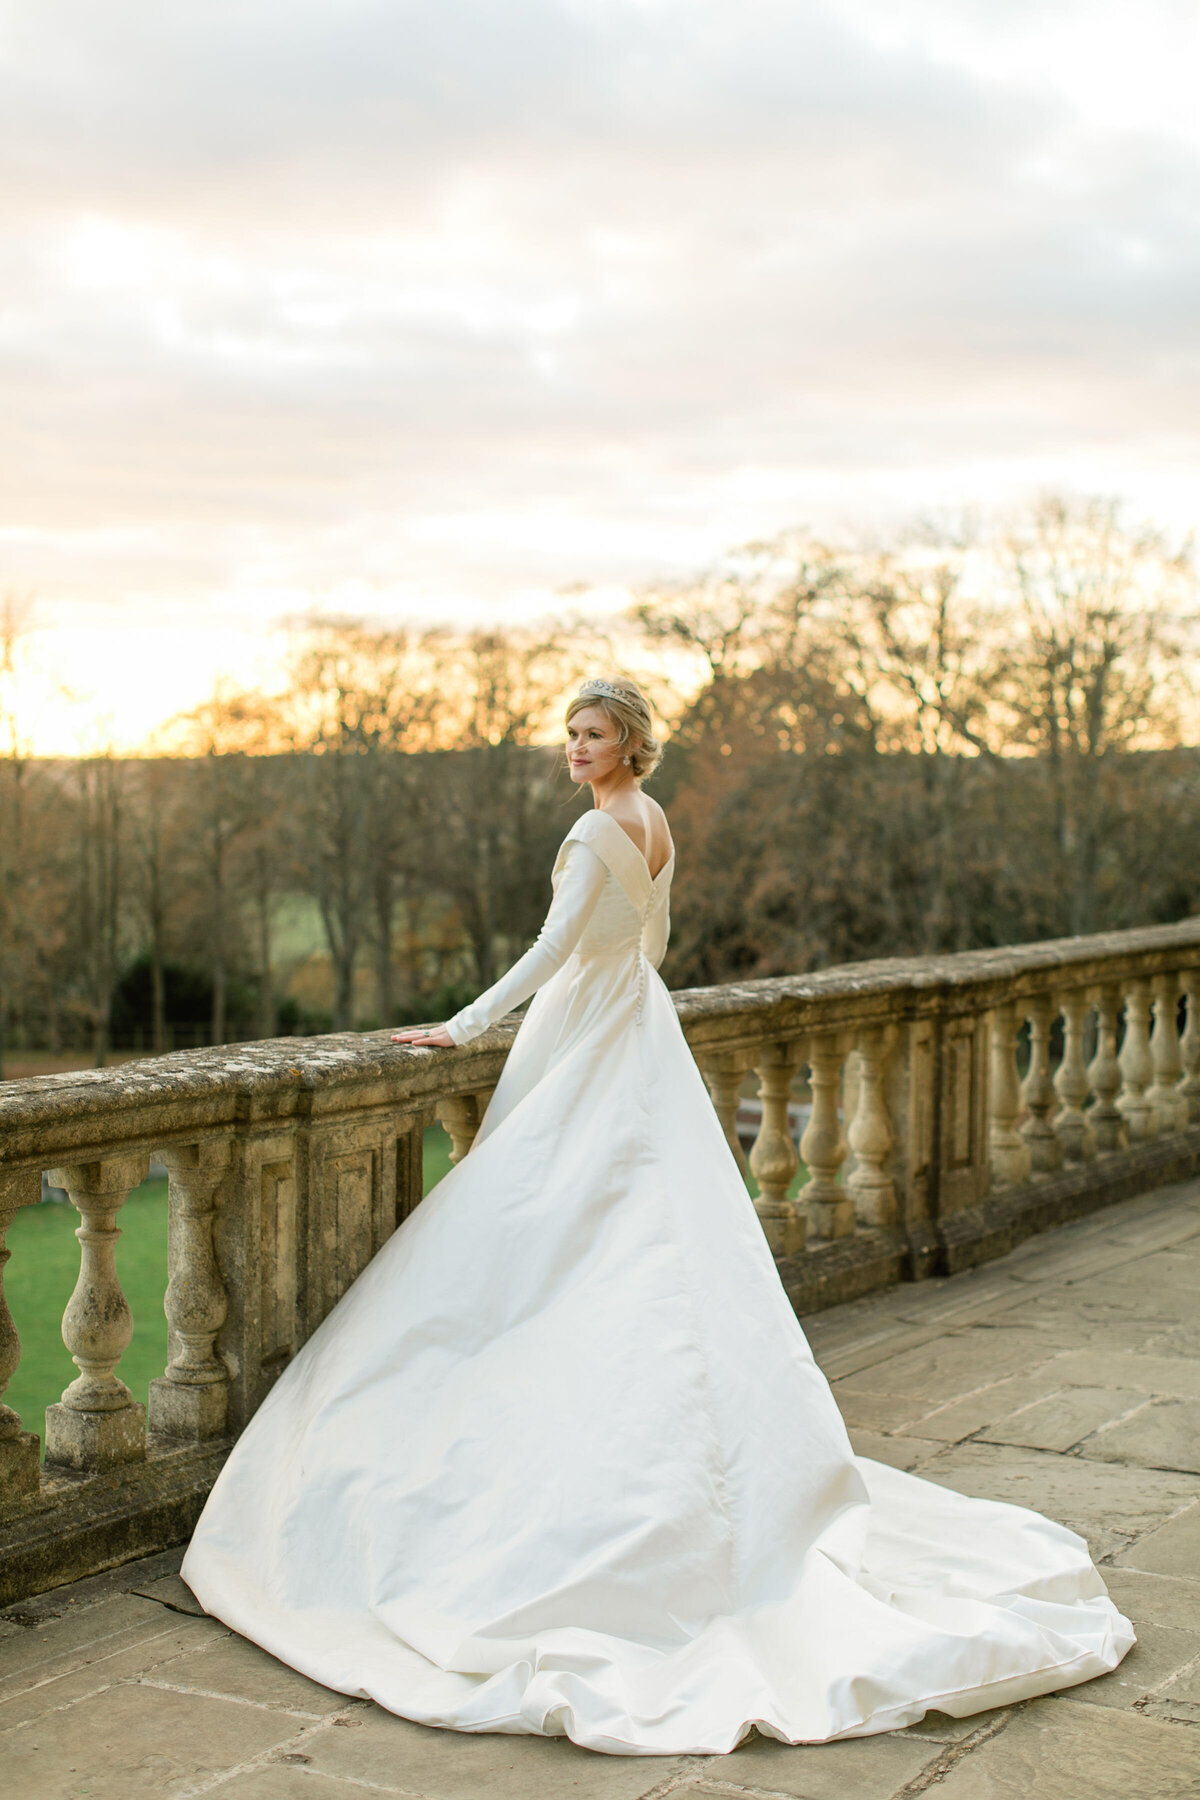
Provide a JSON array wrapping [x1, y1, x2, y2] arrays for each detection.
[[390, 1025, 455, 1048]]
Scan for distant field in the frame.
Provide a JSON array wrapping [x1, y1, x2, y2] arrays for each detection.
[[5, 1127, 456, 1458]]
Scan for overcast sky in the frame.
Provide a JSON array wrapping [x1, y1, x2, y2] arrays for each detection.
[[2, 0, 1198, 748]]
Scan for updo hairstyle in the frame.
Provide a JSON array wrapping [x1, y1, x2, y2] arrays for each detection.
[[565, 677, 664, 784]]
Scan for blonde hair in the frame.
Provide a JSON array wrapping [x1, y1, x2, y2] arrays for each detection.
[[565, 677, 663, 783]]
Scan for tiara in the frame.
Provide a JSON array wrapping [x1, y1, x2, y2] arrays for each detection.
[[576, 679, 626, 702]]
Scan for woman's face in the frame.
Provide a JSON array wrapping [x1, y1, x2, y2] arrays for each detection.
[[566, 705, 629, 785]]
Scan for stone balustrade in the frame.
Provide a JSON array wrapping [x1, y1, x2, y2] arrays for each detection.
[[2, 916, 1200, 1604]]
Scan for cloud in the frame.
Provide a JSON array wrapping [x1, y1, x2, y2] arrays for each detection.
[[1, 0, 1198, 749]]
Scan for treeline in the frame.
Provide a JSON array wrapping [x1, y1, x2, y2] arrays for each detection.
[[1, 496, 1197, 1072], [0, 628, 588, 1068]]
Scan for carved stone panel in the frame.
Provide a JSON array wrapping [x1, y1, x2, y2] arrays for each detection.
[[214, 1130, 301, 1432], [320, 1150, 376, 1313], [259, 1160, 298, 1375], [395, 1121, 425, 1225], [947, 1031, 974, 1169], [900, 1022, 936, 1219], [937, 1015, 990, 1219], [306, 1114, 417, 1336]]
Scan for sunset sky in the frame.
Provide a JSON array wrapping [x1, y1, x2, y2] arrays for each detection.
[[3, 0, 1198, 751]]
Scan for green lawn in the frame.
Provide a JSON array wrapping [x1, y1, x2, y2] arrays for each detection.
[[5, 1127, 456, 1457]]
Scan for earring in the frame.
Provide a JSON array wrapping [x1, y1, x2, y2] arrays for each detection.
[[622, 755, 631, 766]]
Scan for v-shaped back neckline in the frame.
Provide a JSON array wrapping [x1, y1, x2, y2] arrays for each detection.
[[589, 807, 675, 884]]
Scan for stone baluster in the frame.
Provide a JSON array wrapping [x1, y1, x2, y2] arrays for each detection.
[[698, 1050, 752, 1177], [0, 1169, 42, 1500], [1054, 991, 1096, 1162], [846, 1026, 896, 1228], [1086, 983, 1127, 1152], [44, 1155, 150, 1470], [437, 1092, 485, 1165], [988, 1000, 1032, 1187], [801, 1031, 852, 1239], [1020, 992, 1064, 1174], [148, 1142, 231, 1440], [1117, 979, 1157, 1141], [1178, 969, 1200, 1122], [1147, 972, 1187, 1133], [750, 1041, 805, 1257]]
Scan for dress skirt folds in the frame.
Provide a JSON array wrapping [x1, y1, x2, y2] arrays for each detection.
[[182, 808, 1133, 1755]]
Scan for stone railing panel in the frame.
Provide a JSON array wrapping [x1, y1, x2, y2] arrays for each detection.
[[2, 920, 1200, 1603], [891, 1017, 938, 1274]]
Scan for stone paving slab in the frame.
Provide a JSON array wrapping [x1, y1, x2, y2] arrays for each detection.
[[1157, 1653, 1200, 1706], [0, 1613, 228, 1734], [932, 1697, 1200, 1800], [2, 1679, 323, 1800], [978, 1385, 1146, 1453], [231, 1706, 697, 1800], [1081, 1395, 1200, 1475], [1040, 1348, 1200, 1398], [847, 1429, 943, 1472], [141, 1632, 353, 1718], [1064, 1617, 1200, 1710], [1153, 1318, 1200, 1360], [836, 1326, 1063, 1401], [1114, 1498, 1200, 1576], [1102, 1567, 1200, 1631], [1, 1179, 1198, 1799], [884, 1373, 1065, 1445], [206, 1768, 377, 1799], [915, 1440, 1200, 1559]]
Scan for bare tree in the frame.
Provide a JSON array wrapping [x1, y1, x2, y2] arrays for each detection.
[[128, 761, 179, 1054], [831, 546, 1006, 950], [0, 596, 33, 1076], [74, 752, 126, 1066], [998, 495, 1196, 933], [283, 621, 440, 1030], [633, 534, 844, 727], [424, 629, 580, 991], [165, 687, 286, 1046]]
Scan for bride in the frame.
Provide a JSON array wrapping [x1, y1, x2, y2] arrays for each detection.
[[182, 675, 1133, 1756]]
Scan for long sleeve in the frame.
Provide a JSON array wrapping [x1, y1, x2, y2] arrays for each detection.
[[444, 842, 610, 1045]]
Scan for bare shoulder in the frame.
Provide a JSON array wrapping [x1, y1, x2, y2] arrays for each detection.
[[597, 792, 673, 873], [642, 795, 674, 868]]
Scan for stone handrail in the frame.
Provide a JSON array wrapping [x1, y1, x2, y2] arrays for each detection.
[[2, 914, 1200, 1602]]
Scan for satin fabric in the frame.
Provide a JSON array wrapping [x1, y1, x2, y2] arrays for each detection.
[[182, 808, 1133, 1755]]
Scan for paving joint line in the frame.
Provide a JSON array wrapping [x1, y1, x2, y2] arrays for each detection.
[[0, 1615, 203, 1701], [659, 1776, 826, 1799], [889, 1707, 1016, 1796], [173, 1707, 410, 1799], [631, 1759, 713, 1800], [133, 1673, 332, 1718], [0, 1620, 229, 1731], [272, 1755, 430, 1794]]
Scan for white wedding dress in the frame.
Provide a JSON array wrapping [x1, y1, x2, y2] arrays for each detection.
[[182, 808, 1133, 1755]]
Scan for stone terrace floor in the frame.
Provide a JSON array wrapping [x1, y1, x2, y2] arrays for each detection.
[[3, 1179, 1199, 1800]]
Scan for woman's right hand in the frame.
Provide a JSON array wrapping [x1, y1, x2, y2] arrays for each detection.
[[390, 1025, 455, 1048]]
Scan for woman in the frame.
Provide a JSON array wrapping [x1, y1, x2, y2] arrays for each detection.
[[182, 675, 1132, 1757]]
